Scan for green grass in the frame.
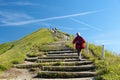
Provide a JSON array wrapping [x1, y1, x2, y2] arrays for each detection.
[[88, 43, 120, 80], [0, 28, 55, 72], [0, 42, 15, 55], [0, 28, 72, 72], [66, 40, 120, 80], [27, 51, 47, 57], [0, 28, 120, 80], [53, 61, 63, 66], [101, 52, 120, 80]]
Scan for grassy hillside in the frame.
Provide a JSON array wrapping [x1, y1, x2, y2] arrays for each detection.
[[0, 42, 14, 55], [0, 28, 120, 80], [0, 28, 55, 72], [88, 44, 120, 80], [65, 39, 120, 80]]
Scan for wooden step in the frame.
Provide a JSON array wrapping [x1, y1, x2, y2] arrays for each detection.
[[36, 71, 96, 78], [38, 56, 78, 59], [14, 61, 93, 69], [42, 65, 95, 72]]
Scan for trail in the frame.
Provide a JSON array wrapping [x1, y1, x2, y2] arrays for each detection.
[[0, 40, 96, 80]]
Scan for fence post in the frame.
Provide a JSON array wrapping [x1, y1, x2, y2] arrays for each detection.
[[102, 45, 105, 60], [86, 42, 89, 54]]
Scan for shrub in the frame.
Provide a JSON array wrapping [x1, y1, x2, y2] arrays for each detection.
[[54, 61, 62, 66], [0, 65, 7, 71], [11, 60, 19, 64]]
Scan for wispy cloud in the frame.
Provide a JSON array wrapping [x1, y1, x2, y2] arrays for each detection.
[[0, 11, 33, 26], [0, 10, 102, 26], [59, 26, 74, 31], [77, 27, 89, 30], [95, 40, 120, 45], [0, 11, 32, 20], [70, 18, 102, 31], [0, 1, 37, 6]]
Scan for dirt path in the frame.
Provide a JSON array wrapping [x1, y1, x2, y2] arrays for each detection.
[[0, 68, 30, 79], [0, 67, 94, 80]]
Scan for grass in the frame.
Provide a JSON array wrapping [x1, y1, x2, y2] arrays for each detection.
[[0, 28, 120, 80], [0, 65, 7, 72], [65, 39, 120, 80], [0, 47, 26, 71], [88, 43, 120, 80], [0, 28, 55, 72], [27, 51, 47, 57], [53, 61, 62, 66], [0, 42, 15, 55], [100, 53, 120, 80], [0, 28, 71, 72]]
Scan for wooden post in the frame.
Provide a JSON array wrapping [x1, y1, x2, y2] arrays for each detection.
[[102, 45, 105, 60], [86, 42, 89, 54]]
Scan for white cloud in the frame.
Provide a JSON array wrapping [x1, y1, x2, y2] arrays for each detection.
[[12, 2, 37, 6], [0, 1, 37, 6], [70, 18, 102, 31], [59, 27, 74, 31], [77, 27, 89, 30], [95, 40, 120, 45], [0, 10, 102, 26], [0, 11, 33, 26]]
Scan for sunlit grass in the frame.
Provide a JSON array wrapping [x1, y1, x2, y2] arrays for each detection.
[[89, 43, 120, 80], [0, 42, 15, 55], [0, 28, 55, 72], [66, 41, 120, 80]]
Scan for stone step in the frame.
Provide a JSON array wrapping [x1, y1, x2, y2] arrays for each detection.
[[25, 57, 38, 62], [47, 53, 77, 56], [33, 77, 95, 80], [36, 71, 96, 78], [37, 59, 79, 62], [42, 65, 95, 72], [25, 57, 84, 62], [48, 50, 74, 54], [38, 56, 78, 59], [14, 61, 93, 69], [42, 48, 73, 52]]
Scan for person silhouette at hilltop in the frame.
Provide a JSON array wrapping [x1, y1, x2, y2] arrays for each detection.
[[72, 32, 86, 60]]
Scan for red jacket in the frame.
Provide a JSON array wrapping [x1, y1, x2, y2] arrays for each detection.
[[72, 36, 86, 49]]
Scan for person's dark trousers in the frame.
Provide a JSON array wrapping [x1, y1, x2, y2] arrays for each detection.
[[77, 48, 82, 60]]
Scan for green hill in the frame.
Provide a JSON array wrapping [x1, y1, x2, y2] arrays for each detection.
[[0, 28, 59, 71], [0, 28, 120, 80], [0, 28, 72, 71]]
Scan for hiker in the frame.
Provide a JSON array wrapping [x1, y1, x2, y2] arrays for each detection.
[[72, 32, 86, 60]]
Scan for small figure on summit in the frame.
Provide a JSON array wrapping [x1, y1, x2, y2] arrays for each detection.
[[72, 32, 86, 60]]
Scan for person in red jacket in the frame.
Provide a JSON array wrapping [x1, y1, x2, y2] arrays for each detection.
[[72, 32, 86, 60]]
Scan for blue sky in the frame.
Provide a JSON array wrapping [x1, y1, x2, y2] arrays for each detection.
[[0, 0, 120, 54]]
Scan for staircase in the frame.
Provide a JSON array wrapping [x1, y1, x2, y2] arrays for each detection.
[[14, 47, 96, 80]]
